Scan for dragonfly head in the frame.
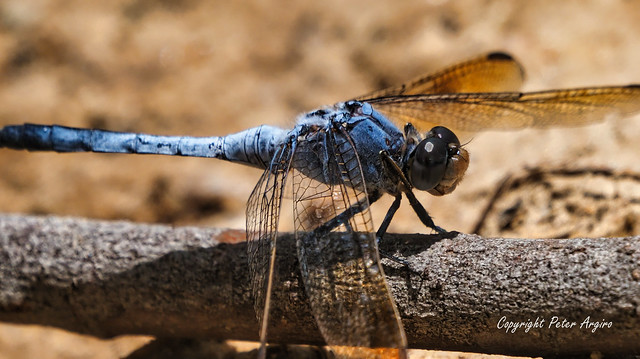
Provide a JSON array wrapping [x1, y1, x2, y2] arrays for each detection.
[[408, 126, 469, 196]]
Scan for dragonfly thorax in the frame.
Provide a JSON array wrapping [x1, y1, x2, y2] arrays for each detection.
[[292, 101, 406, 193]]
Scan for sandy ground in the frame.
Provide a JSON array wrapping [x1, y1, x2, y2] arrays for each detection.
[[1, 0, 639, 358]]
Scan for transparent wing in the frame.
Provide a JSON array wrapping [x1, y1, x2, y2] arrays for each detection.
[[364, 85, 640, 132], [355, 51, 525, 100], [246, 138, 294, 356], [291, 125, 407, 358]]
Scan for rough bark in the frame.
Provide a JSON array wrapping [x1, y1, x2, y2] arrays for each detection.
[[0, 214, 638, 357]]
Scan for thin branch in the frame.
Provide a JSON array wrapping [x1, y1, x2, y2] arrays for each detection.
[[0, 214, 638, 357]]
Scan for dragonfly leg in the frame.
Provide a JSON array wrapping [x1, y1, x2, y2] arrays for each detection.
[[376, 194, 402, 241], [379, 150, 446, 234], [313, 191, 383, 237], [404, 187, 446, 234], [377, 195, 421, 270], [379, 250, 411, 267]]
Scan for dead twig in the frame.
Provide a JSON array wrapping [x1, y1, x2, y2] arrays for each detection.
[[0, 214, 638, 357]]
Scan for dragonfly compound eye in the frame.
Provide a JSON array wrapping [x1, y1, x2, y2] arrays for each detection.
[[409, 136, 449, 191], [427, 126, 461, 147], [409, 126, 470, 195]]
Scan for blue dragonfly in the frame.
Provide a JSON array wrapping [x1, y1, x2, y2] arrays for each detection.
[[2, 52, 639, 358]]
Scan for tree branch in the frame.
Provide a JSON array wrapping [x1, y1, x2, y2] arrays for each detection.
[[0, 214, 638, 357]]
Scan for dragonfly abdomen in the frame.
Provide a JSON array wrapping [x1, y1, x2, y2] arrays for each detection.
[[218, 125, 289, 169], [0, 123, 288, 169], [0, 123, 221, 156]]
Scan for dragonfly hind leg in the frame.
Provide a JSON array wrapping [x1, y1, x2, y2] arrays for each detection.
[[376, 193, 413, 267], [376, 194, 402, 241]]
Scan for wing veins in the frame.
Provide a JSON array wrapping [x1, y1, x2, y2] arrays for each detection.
[[363, 86, 640, 131], [291, 126, 407, 353]]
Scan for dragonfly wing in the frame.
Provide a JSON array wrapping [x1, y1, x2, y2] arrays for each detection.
[[355, 51, 525, 101], [366, 85, 640, 132], [292, 125, 407, 358], [246, 137, 294, 356]]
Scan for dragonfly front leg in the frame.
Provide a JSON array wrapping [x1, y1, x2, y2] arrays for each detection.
[[379, 150, 446, 234]]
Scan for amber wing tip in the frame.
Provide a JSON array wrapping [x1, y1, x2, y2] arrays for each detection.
[[486, 51, 514, 61]]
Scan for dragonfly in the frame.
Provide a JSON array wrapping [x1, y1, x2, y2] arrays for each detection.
[[1, 52, 639, 358]]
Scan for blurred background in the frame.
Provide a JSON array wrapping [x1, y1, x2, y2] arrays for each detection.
[[1, 0, 639, 357]]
